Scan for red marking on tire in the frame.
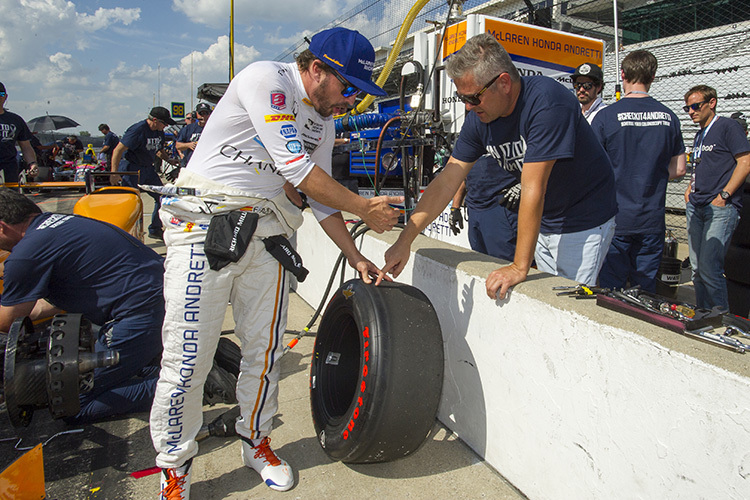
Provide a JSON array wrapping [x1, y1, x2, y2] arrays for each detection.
[[343, 326, 370, 441]]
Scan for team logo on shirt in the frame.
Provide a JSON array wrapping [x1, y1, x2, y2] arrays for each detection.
[[265, 114, 295, 122], [270, 91, 286, 110], [37, 214, 73, 229], [486, 136, 527, 173], [302, 140, 318, 154], [0, 123, 19, 141], [280, 124, 297, 139], [146, 137, 162, 151], [286, 140, 303, 154]]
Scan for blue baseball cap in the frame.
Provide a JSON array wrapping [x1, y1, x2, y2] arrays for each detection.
[[309, 27, 386, 97]]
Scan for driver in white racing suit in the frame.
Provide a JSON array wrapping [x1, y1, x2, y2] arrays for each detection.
[[149, 27, 402, 500]]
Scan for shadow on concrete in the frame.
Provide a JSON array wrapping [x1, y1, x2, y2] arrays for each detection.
[[410, 252, 488, 462], [344, 423, 485, 479]]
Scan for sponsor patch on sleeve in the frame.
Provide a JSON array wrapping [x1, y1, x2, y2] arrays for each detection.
[[265, 114, 295, 122], [270, 91, 286, 110], [280, 124, 298, 139], [286, 140, 303, 154]]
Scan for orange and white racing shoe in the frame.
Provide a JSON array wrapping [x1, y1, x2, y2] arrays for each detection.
[[159, 458, 192, 500], [241, 437, 294, 491]]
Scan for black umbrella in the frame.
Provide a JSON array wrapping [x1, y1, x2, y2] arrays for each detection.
[[27, 115, 80, 133]]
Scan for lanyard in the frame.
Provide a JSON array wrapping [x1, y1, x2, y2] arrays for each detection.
[[693, 115, 719, 162]]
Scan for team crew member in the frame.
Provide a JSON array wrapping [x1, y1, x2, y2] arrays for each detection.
[[592, 50, 686, 292], [0, 188, 164, 424], [111, 106, 177, 240], [149, 27, 401, 499], [683, 85, 750, 310], [175, 102, 212, 170], [0, 81, 38, 182], [449, 154, 519, 261], [381, 33, 617, 299], [572, 62, 607, 124], [98, 123, 119, 169]]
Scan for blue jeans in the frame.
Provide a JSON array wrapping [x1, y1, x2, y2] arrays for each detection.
[[467, 204, 518, 262], [65, 311, 164, 424], [599, 233, 664, 292], [535, 217, 616, 286], [686, 202, 740, 310]]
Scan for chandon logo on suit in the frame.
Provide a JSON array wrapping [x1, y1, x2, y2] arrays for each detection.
[[486, 136, 527, 173]]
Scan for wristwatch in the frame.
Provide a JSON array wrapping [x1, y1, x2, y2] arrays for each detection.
[[720, 190, 731, 200]]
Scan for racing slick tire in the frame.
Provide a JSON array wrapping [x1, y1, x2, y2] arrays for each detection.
[[310, 279, 444, 463]]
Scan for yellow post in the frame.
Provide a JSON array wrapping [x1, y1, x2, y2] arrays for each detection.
[[229, 0, 235, 80]]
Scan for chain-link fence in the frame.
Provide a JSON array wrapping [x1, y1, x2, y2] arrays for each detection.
[[276, 0, 750, 242]]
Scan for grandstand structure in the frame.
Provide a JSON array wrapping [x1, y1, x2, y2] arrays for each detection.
[[276, 0, 750, 238]]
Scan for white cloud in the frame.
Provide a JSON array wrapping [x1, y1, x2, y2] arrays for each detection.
[[265, 27, 315, 47], [0, 1, 140, 68], [172, 0, 362, 30]]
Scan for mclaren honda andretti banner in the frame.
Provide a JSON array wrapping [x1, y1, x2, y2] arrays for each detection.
[[422, 14, 604, 249]]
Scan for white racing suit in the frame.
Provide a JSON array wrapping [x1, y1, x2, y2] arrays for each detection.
[[149, 59, 337, 469], [148, 172, 304, 469]]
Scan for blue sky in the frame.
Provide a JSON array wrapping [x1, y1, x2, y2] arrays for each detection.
[[1, 0, 360, 138]]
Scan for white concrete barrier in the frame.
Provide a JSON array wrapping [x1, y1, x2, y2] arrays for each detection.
[[295, 212, 750, 500]]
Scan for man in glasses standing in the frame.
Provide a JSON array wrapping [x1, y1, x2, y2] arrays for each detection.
[[111, 106, 177, 240], [572, 62, 607, 124], [149, 27, 402, 499], [381, 33, 616, 301], [683, 85, 750, 310]]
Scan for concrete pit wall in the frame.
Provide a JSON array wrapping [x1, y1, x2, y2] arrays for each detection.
[[294, 212, 750, 500]]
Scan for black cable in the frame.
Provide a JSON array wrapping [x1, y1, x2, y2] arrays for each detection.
[[281, 220, 406, 355]]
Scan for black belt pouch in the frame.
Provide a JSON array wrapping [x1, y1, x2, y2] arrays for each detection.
[[204, 210, 259, 271], [263, 235, 309, 282]]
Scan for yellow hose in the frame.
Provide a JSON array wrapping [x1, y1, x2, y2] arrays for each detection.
[[351, 0, 431, 115]]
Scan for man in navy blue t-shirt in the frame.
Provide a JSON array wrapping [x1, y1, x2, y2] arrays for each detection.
[[0, 81, 38, 182], [592, 50, 686, 292], [450, 154, 519, 261], [683, 85, 750, 310], [381, 34, 617, 299], [0, 188, 164, 424], [175, 102, 212, 173], [98, 123, 119, 169], [111, 106, 177, 239]]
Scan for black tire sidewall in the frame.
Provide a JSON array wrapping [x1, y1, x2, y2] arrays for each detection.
[[310, 279, 443, 463]]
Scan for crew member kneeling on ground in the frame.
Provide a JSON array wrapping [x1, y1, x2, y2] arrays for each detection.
[[148, 27, 402, 499], [0, 188, 164, 424]]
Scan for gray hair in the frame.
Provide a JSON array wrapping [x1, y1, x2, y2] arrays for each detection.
[[446, 33, 520, 83]]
